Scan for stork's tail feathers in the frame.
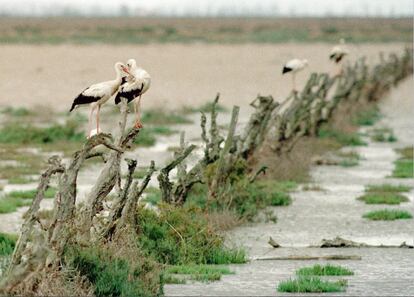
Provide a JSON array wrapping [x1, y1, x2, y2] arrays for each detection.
[[70, 93, 99, 111], [282, 66, 292, 74], [114, 93, 121, 105], [69, 102, 76, 112]]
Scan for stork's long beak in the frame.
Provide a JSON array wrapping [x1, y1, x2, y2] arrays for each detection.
[[121, 66, 130, 75]]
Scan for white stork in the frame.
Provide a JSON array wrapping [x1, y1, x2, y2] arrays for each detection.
[[282, 59, 309, 92], [329, 39, 349, 75], [69, 62, 130, 138], [115, 59, 151, 128]]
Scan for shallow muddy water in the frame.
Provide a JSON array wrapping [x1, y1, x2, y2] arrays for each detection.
[[165, 78, 414, 296]]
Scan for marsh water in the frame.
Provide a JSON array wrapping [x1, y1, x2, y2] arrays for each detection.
[[164, 79, 414, 296]]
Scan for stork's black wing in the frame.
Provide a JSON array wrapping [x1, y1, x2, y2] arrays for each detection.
[[115, 83, 144, 105]]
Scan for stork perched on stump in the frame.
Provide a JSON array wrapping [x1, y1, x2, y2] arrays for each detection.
[[69, 62, 130, 138], [330, 39, 349, 76], [115, 59, 151, 128], [282, 59, 309, 92]]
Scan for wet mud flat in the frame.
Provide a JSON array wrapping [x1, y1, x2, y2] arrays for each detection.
[[165, 248, 414, 296]]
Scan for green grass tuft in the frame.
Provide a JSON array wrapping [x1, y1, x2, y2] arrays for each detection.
[[134, 126, 178, 147], [165, 264, 234, 283], [296, 264, 354, 276], [141, 110, 192, 125], [0, 232, 18, 256], [143, 187, 162, 205], [392, 147, 413, 178], [0, 197, 32, 213], [277, 277, 347, 293], [163, 274, 186, 284], [392, 159, 413, 178], [318, 127, 366, 146], [268, 191, 292, 206], [357, 192, 409, 205], [1, 107, 32, 117], [0, 121, 84, 144], [7, 176, 35, 184], [366, 184, 411, 193], [396, 146, 413, 159], [352, 106, 381, 126], [363, 209, 413, 221], [67, 246, 161, 297], [0, 187, 57, 214], [6, 187, 56, 199], [137, 204, 247, 266]]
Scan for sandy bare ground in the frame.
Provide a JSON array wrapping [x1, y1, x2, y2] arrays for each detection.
[[0, 43, 406, 111]]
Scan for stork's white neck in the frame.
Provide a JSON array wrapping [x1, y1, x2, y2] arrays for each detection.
[[114, 68, 124, 83]]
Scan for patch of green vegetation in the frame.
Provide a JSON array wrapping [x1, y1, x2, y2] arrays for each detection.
[[392, 159, 413, 178], [1, 19, 412, 44], [363, 209, 413, 221], [143, 187, 162, 205], [134, 128, 156, 147], [0, 187, 57, 214], [165, 264, 234, 283], [136, 204, 246, 265], [396, 146, 413, 159], [186, 162, 295, 220], [67, 246, 162, 297], [6, 187, 56, 199], [132, 168, 151, 179], [7, 176, 35, 184], [296, 264, 354, 276], [257, 180, 298, 193], [352, 106, 381, 126], [0, 144, 45, 181], [371, 128, 397, 142], [142, 110, 192, 125], [134, 126, 178, 147], [163, 274, 186, 284], [392, 147, 413, 178], [366, 184, 411, 193], [268, 191, 292, 206], [186, 180, 293, 221], [0, 121, 84, 144], [150, 126, 177, 135], [277, 277, 347, 293], [0, 232, 18, 256], [318, 127, 366, 146], [0, 196, 31, 214], [358, 192, 409, 205], [1, 107, 32, 117]]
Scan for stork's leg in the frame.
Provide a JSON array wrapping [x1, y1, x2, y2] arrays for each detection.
[[87, 104, 97, 138], [292, 73, 297, 92], [134, 96, 143, 128], [96, 104, 101, 134]]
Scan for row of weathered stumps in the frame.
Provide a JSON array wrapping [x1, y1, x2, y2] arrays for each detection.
[[0, 48, 412, 293]]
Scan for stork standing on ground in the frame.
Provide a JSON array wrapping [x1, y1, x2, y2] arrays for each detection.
[[69, 62, 130, 138], [282, 59, 309, 92], [329, 39, 349, 76], [115, 59, 151, 128]]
